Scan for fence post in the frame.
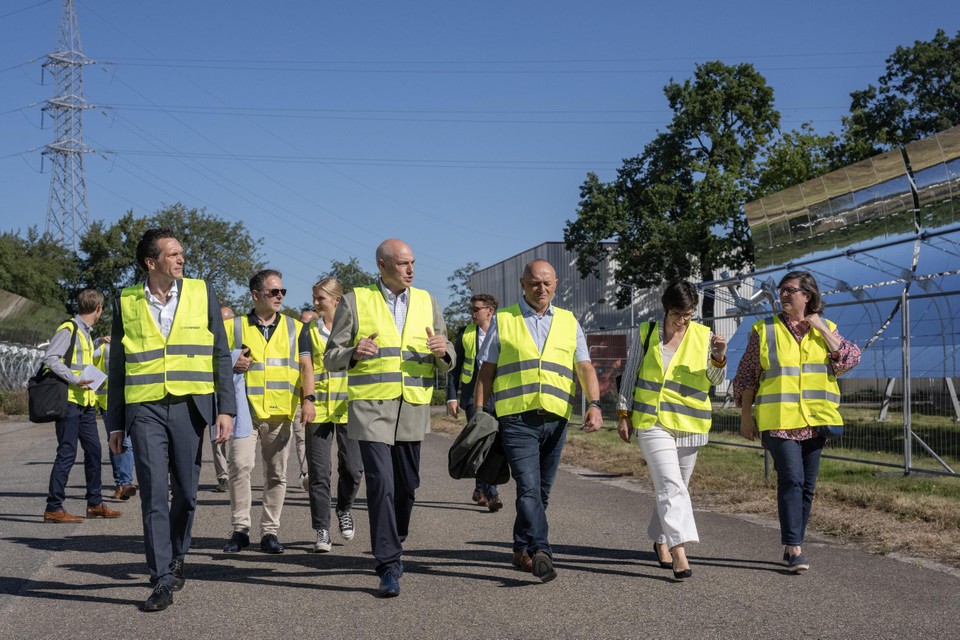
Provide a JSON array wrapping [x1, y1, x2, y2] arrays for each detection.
[[901, 289, 912, 476]]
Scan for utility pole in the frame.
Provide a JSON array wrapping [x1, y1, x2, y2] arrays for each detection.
[[42, 0, 95, 253]]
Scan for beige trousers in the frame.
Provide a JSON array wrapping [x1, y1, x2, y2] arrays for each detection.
[[228, 416, 293, 536]]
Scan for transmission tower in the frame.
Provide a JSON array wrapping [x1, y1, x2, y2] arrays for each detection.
[[42, 0, 95, 253]]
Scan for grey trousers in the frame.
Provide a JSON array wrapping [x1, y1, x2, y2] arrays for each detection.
[[305, 422, 363, 531], [129, 398, 205, 587]]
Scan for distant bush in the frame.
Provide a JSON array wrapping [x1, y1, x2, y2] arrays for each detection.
[[0, 390, 28, 417]]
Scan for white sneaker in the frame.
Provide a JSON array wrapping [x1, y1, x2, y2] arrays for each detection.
[[336, 509, 355, 541], [314, 529, 332, 553], [299, 472, 309, 492]]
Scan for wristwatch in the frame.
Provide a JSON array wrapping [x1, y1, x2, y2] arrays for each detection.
[[303, 394, 316, 402], [588, 400, 602, 411]]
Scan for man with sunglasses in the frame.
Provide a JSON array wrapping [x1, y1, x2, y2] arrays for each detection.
[[446, 293, 503, 511], [324, 238, 455, 598], [222, 269, 315, 555]]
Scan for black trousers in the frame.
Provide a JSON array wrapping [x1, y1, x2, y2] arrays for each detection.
[[357, 440, 421, 577]]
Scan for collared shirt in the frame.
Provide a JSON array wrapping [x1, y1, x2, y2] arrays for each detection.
[[245, 310, 312, 356], [42, 313, 94, 384], [144, 280, 180, 340], [477, 296, 590, 364], [378, 278, 409, 334]]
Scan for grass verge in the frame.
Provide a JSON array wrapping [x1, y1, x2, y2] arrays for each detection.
[[432, 414, 960, 569]]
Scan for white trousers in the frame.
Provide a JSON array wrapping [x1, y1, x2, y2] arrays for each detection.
[[636, 426, 700, 548]]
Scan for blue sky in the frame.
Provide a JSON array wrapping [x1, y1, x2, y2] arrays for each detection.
[[1, 0, 956, 310]]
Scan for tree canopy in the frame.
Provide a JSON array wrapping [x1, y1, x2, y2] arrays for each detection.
[[323, 257, 378, 295], [443, 261, 479, 337], [565, 61, 779, 319], [0, 227, 80, 311]]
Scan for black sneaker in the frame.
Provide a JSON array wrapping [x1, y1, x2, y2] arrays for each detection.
[[336, 509, 355, 541]]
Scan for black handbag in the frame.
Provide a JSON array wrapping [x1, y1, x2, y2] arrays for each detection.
[[27, 321, 78, 424]]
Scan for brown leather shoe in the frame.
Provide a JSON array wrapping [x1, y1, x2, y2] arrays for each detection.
[[117, 484, 137, 500], [44, 509, 84, 523], [488, 495, 503, 512], [476, 493, 489, 508], [511, 550, 533, 572], [471, 489, 482, 503], [86, 503, 122, 518]]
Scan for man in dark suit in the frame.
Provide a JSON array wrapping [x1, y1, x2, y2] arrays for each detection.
[[446, 293, 502, 511], [324, 238, 454, 598], [107, 228, 235, 612]]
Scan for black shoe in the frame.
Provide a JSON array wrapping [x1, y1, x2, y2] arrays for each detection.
[[213, 477, 228, 493], [378, 571, 400, 598], [223, 530, 250, 553], [170, 557, 185, 591], [260, 534, 285, 554], [532, 551, 557, 583], [654, 542, 673, 570], [143, 584, 173, 612], [672, 557, 693, 580]]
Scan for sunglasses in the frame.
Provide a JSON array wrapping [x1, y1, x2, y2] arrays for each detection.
[[779, 286, 803, 295], [469, 306, 489, 313], [262, 288, 287, 298]]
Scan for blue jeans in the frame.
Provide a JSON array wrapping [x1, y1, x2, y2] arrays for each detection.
[[101, 410, 134, 486], [763, 432, 825, 546], [499, 411, 568, 556], [46, 403, 102, 511]]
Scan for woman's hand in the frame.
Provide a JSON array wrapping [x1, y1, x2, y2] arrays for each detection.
[[740, 412, 757, 441], [617, 416, 632, 443], [711, 334, 727, 361]]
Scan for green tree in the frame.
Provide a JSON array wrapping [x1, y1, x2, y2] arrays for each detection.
[[840, 29, 960, 163], [322, 257, 377, 295], [565, 61, 779, 322], [754, 123, 840, 198], [80, 203, 264, 321], [0, 228, 81, 310], [443, 261, 479, 337]]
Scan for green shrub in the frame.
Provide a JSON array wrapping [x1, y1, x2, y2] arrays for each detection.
[[0, 390, 28, 417]]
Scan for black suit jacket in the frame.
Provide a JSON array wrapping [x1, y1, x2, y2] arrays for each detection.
[[106, 279, 236, 434]]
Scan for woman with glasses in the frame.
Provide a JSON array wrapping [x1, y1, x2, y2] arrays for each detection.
[[732, 271, 860, 572], [617, 281, 727, 579]]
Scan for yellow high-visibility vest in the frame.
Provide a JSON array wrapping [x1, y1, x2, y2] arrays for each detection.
[[119, 279, 215, 403], [754, 316, 843, 430], [349, 284, 436, 404], [54, 319, 96, 407], [309, 322, 348, 424], [492, 304, 578, 419], [630, 321, 713, 433], [228, 313, 302, 420], [459, 323, 478, 386], [94, 342, 109, 410]]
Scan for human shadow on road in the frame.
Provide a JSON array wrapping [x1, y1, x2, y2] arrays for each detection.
[[408, 500, 489, 514], [7, 533, 144, 556], [0, 576, 145, 608]]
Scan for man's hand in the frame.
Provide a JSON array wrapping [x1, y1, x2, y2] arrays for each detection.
[[617, 416, 632, 443], [353, 332, 380, 361], [446, 400, 459, 418], [233, 350, 252, 374], [582, 405, 603, 432], [426, 327, 446, 358], [300, 400, 316, 425], [108, 431, 126, 455], [214, 414, 233, 444], [77, 378, 94, 390]]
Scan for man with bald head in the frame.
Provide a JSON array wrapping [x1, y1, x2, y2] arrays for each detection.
[[474, 258, 603, 583], [325, 238, 454, 597]]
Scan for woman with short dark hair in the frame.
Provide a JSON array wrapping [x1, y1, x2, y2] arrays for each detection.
[[617, 281, 727, 579], [732, 270, 860, 572]]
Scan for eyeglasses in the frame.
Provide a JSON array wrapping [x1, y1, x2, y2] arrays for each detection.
[[469, 306, 489, 313], [779, 286, 803, 295], [262, 288, 287, 298], [667, 310, 694, 321]]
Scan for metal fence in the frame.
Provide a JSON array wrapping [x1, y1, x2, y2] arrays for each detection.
[[577, 286, 960, 479], [0, 341, 43, 392]]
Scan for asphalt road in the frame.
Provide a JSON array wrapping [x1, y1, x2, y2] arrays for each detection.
[[0, 417, 957, 640]]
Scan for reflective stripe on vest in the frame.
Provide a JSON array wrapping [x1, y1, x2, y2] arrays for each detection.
[[492, 304, 578, 419], [754, 316, 843, 430], [56, 319, 97, 407], [229, 313, 302, 420], [94, 343, 109, 409], [459, 323, 478, 386], [309, 322, 348, 424], [348, 284, 436, 404], [120, 279, 215, 403], [630, 321, 713, 433]]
